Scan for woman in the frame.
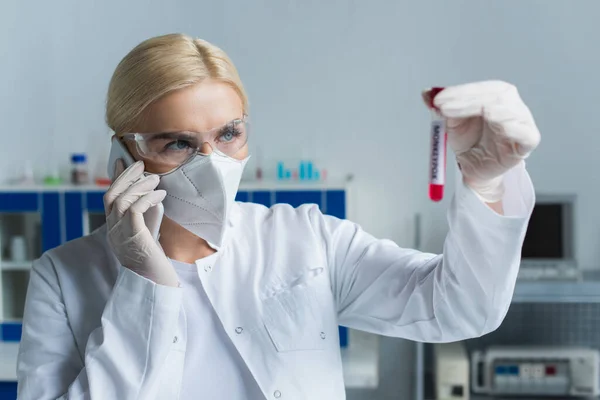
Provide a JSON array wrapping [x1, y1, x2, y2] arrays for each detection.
[[17, 33, 540, 399]]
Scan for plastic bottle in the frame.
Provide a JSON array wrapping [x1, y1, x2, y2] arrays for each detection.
[[255, 148, 263, 181], [71, 153, 89, 185]]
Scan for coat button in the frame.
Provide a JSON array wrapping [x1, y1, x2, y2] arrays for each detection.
[[235, 327, 243, 334], [274, 390, 281, 398], [173, 336, 178, 344], [204, 265, 212, 272], [320, 332, 326, 339]]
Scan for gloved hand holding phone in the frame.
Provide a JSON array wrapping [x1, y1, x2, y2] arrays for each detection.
[[103, 160, 179, 287]]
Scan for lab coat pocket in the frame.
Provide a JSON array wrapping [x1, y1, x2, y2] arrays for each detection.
[[262, 269, 327, 352]]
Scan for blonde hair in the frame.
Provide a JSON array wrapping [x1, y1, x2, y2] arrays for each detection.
[[106, 33, 247, 135]]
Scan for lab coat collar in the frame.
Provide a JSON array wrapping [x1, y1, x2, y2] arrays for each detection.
[[204, 202, 240, 251], [228, 201, 242, 228]]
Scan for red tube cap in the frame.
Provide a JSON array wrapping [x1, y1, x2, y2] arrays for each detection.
[[422, 86, 445, 111]]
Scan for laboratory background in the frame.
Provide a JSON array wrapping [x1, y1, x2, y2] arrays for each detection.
[[1, 1, 600, 399]]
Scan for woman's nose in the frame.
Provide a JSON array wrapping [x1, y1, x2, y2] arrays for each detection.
[[199, 142, 213, 155]]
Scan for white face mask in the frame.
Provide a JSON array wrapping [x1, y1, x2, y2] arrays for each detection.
[[157, 152, 249, 248]]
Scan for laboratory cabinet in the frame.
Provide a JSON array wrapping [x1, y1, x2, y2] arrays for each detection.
[[0, 181, 352, 399]]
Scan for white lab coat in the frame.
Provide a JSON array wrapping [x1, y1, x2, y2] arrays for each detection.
[[17, 163, 534, 400]]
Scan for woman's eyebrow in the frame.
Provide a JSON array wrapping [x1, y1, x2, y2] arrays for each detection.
[[147, 118, 243, 137], [146, 131, 197, 140]]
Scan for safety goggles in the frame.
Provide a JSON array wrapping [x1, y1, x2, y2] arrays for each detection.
[[122, 115, 249, 170]]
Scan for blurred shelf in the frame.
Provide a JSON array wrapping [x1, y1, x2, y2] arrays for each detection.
[[1, 261, 32, 271], [341, 329, 379, 389], [513, 271, 600, 303], [241, 179, 350, 190], [0, 341, 18, 380], [0, 184, 108, 192], [0, 180, 351, 193]]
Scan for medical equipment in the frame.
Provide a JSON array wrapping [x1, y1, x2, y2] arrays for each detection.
[[434, 342, 469, 400], [518, 194, 579, 280], [277, 160, 327, 181], [157, 153, 248, 248], [43, 163, 62, 186], [255, 148, 263, 181], [16, 161, 35, 185], [427, 87, 446, 202], [9, 160, 36, 185], [9, 236, 27, 262], [120, 115, 249, 170], [95, 176, 112, 186], [71, 153, 90, 185], [277, 162, 288, 180], [471, 346, 599, 397]]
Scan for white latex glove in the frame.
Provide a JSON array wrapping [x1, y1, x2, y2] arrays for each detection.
[[103, 160, 179, 287], [423, 81, 541, 203]]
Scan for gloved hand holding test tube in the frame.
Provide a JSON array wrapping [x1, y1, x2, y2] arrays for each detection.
[[422, 81, 541, 204]]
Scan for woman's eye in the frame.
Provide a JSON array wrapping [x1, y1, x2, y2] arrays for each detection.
[[222, 131, 234, 142], [219, 127, 241, 143], [165, 140, 192, 151]]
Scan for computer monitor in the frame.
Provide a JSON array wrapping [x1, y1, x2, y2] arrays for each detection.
[[520, 194, 576, 275]]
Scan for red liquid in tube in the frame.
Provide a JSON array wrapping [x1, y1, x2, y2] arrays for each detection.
[[428, 87, 446, 202]]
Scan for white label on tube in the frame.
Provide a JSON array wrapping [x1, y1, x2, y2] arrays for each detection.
[[430, 119, 446, 185]]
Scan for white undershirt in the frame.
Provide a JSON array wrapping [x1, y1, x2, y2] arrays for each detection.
[[170, 257, 265, 400]]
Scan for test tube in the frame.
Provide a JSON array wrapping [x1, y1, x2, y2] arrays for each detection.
[[427, 87, 446, 202]]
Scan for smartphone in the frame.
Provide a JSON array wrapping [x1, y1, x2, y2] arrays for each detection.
[[108, 136, 136, 180], [107, 136, 164, 240]]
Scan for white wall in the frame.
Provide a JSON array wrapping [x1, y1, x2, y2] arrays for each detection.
[[2, 1, 600, 398]]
